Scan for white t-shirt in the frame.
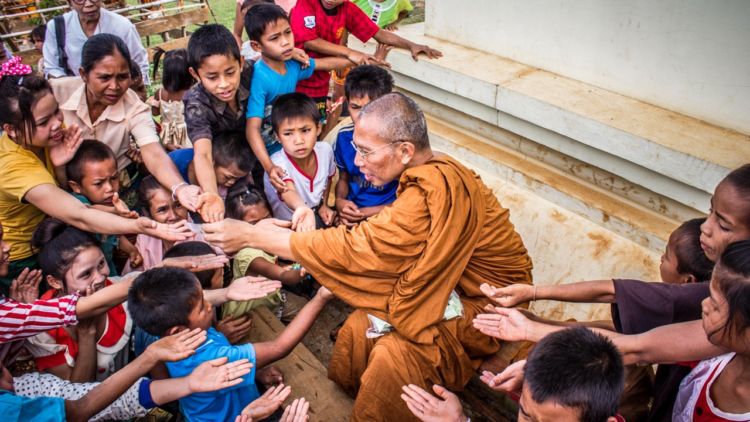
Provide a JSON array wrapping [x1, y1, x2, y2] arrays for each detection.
[[43, 8, 150, 84], [264, 142, 336, 220]]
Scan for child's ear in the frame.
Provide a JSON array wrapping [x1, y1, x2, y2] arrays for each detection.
[[46, 275, 64, 291], [78, 67, 87, 83], [250, 40, 262, 53], [684, 274, 698, 284], [188, 67, 201, 82], [68, 180, 82, 194], [2, 124, 16, 140], [315, 121, 322, 137]]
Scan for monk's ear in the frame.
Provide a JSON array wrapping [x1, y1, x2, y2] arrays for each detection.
[[399, 142, 415, 165]]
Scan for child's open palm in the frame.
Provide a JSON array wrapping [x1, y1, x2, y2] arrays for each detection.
[[112, 193, 138, 219], [227, 276, 282, 301], [188, 357, 253, 393], [147, 328, 206, 362], [241, 383, 292, 420], [401, 384, 465, 422], [291, 206, 316, 232]]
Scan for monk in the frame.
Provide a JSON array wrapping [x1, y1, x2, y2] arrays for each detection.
[[204, 92, 533, 421]]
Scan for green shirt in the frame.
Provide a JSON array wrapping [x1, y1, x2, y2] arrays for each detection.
[[352, 0, 413, 28]]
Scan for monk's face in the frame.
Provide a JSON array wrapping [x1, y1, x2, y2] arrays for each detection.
[[352, 115, 409, 186]]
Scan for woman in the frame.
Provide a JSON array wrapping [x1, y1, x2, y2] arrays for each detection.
[[49, 33, 202, 211], [0, 59, 192, 292]]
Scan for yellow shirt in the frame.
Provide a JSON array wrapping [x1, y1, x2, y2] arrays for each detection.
[[0, 133, 56, 260], [50, 77, 159, 171]]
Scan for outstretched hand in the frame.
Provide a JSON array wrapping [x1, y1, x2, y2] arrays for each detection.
[[291, 206, 316, 232], [241, 383, 292, 420], [227, 276, 282, 301], [280, 397, 309, 422], [401, 384, 466, 422], [409, 43, 442, 61], [197, 192, 225, 223], [203, 218, 253, 254], [479, 359, 525, 395], [138, 218, 195, 242], [146, 328, 206, 362], [188, 357, 253, 393], [112, 192, 139, 219], [480, 283, 534, 307], [472, 306, 532, 342], [161, 253, 229, 272]]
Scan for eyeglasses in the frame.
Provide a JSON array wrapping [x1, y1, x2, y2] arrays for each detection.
[[70, 0, 101, 5], [350, 140, 400, 161]]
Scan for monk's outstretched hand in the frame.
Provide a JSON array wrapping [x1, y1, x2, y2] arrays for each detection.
[[203, 218, 254, 254], [401, 384, 466, 422]]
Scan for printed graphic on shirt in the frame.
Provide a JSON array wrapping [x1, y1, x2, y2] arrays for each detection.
[[304, 15, 316, 28]]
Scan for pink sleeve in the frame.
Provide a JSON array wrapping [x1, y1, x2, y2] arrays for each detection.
[[0, 295, 79, 343]]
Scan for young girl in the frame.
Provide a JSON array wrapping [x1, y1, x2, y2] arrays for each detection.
[[25, 218, 132, 382], [149, 48, 194, 150], [223, 181, 307, 322], [124, 176, 208, 272], [0, 65, 191, 294]]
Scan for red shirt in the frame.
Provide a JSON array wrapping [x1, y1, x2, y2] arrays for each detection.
[[290, 0, 379, 97]]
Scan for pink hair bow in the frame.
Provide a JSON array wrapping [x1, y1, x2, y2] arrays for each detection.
[[0, 56, 33, 81]]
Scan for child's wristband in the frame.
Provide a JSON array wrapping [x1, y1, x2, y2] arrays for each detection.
[[138, 378, 158, 409], [171, 182, 188, 201]]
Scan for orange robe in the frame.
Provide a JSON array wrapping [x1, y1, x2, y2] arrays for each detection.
[[290, 155, 533, 421]]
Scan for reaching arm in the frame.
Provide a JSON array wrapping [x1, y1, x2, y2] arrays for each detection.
[[614, 320, 725, 365], [372, 29, 442, 61], [246, 118, 274, 173], [303, 38, 385, 66], [480, 279, 617, 308], [313, 56, 353, 72], [247, 258, 304, 285], [192, 139, 219, 195], [253, 288, 332, 367], [203, 218, 294, 259]]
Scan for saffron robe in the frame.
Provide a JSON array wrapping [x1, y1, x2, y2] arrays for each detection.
[[290, 155, 533, 421]]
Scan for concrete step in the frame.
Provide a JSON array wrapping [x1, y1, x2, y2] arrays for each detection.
[[349, 23, 750, 217]]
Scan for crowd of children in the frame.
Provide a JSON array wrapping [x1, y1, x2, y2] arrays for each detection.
[[0, 0, 748, 421]]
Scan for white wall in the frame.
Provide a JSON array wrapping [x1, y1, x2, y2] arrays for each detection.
[[425, 0, 750, 134]]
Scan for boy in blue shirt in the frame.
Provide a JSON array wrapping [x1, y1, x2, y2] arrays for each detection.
[[333, 65, 398, 226], [244, 3, 351, 192], [128, 267, 333, 422]]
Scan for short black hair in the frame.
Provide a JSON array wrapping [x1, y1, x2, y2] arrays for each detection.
[[525, 327, 624, 422], [714, 239, 750, 341], [137, 175, 165, 214], [164, 241, 219, 289], [344, 65, 394, 100], [722, 164, 750, 227], [225, 180, 268, 220], [244, 3, 289, 42], [31, 24, 46, 42], [213, 131, 255, 173], [672, 218, 713, 282], [271, 93, 320, 132], [65, 139, 117, 184], [128, 267, 203, 336], [187, 24, 241, 70]]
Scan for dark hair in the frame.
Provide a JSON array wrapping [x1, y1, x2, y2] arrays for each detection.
[[244, 3, 289, 42], [359, 92, 430, 150], [187, 24, 241, 70], [128, 267, 203, 336], [671, 218, 714, 282], [225, 180, 268, 220], [152, 48, 194, 93], [213, 131, 255, 173], [0, 75, 53, 147], [31, 218, 100, 281], [271, 93, 320, 132], [241, 0, 273, 14], [137, 175, 166, 214], [722, 164, 750, 226], [31, 25, 46, 43], [80, 33, 132, 74], [344, 65, 394, 100], [714, 239, 750, 342], [164, 241, 219, 289], [65, 139, 117, 184], [525, 327, 624, 422]]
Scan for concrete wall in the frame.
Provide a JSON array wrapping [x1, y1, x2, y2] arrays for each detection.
[[425, 0, 750, 134]]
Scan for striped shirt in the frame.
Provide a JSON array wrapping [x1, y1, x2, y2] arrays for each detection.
[[0, 294, 79, 343]]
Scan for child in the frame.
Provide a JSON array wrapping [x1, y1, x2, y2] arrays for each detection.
[[233, 0, 272, 60], [30, 25, 46, 73], [25, 219, 132, 382], [66, 140, 143, 275], [244, 3, 350, 190], [184, 24, 254, 222], [402, 326, 625, 422], [149, 47, 195, 149], [353, 0, 413, 31], [128, 266, 333, 422], [334, 65, 398, 226], [223, 181, 307, 322], [129, 64, 147, 102], [263, 93, 337, 230], [168, 130, 255, 200]]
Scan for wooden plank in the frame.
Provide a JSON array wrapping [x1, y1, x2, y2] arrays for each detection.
[[147, 36, 189, 60], [16, 48, 40, 67], [248, 306, 354, 422], [134, 6, 208, 38]]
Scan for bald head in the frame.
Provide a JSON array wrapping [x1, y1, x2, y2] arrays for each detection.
[[358, 92, 430, 151]]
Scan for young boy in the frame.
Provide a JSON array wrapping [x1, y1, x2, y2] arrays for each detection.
[[244, 3, 350, 191], [128, 267, 332, 422], [184, 24, 254, 222], [289, 0, 441, 119], [262, 93, 336, 230], [66, 140, 142, 274], [169, 131, 255, 200], [333, 65, 397, 226], [401, 327, 626, 422]]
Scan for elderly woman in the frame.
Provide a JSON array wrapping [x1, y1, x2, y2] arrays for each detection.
[[49, 34, 201, 211], [203, 93, 534, 422]]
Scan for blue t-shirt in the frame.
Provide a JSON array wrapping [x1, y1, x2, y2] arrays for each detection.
[[72, 193, 119, 276], [334, 124, 398, 207], [168, 148, 194, 183], [0, 391, 66, 422], [165, 327, 259, 422], [246, 58, 316, 155]]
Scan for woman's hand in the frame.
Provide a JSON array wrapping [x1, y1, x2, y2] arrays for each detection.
[[400, 384, 466, 422], [145, 328, 206, 363], [241, 383, 292, 420], [480, 283, 534, 308], [9, 268, 42, 303], [49, 124, 83, 167], [216, 315, 254, 345], [227, 276, 282, 301], [203, 219, 255, 254], [291, 206, 315, 232], [188, 357, 253, 393], [138, 218, 195, 242], [197, 192, 225, 223]]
